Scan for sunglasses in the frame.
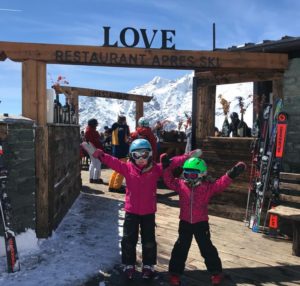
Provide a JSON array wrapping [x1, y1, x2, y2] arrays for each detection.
[[131, 150, 152, 160]]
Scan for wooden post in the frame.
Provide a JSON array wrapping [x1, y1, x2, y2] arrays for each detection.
[[22, 60, 50, 237], [35, 126, 51, 237], [72, 91, 79, 125], [272, 78, 283, 100], [22, 60, 47, 125], [136, 100, 143, 128], [192, 77, 197, 149], [194, 76, 216, 145]]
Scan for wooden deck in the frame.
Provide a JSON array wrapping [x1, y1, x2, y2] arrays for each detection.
[[81, 169, 300, 286]]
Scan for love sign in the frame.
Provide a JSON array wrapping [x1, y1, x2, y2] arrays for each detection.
[[102, 26, 176, 50]]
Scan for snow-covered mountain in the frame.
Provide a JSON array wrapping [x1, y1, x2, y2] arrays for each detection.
[[79, 72, 253, 132]]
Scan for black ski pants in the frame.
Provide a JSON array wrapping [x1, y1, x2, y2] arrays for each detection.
[[121, 212, 157, 265], [169, 220, 222, 275]]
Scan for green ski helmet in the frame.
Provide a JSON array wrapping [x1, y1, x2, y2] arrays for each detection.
[[183, 157, 207, 172], [182, 157, 207, 183]]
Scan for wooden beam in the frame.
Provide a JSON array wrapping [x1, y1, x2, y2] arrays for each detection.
[[22, 60, 47, 125], [194, 83, 216, 142], [0, 41, 288, 70], [272, 78, 283, 100], [0, 51, 7, 61], [136, 100, 144, 127], [58, 86, 152, 102], [195, 71, 284, 86]]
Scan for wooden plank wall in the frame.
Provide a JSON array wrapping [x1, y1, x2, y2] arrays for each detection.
[[35, 126, 50, 237], [48, 125, 81, 232], [36, 125, 81, 237], [201, 137, 253, 220]]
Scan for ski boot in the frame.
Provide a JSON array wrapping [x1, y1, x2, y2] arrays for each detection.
[[169, 273, 181, 286], [123, 265, 135, 280], [211, 273, 224, 285], [142, 265, 155, 279]]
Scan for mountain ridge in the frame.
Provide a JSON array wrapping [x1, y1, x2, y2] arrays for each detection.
[[79, 72, 253, 133]]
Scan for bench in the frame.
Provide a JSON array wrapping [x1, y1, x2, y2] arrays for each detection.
[[267, 172, 300, 256]]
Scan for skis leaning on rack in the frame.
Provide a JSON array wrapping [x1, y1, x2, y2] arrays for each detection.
[[245, 104, 272, 227], [247, 99, 288, 233], [263, 111, 288, 233], [0, 142, 20, 273]]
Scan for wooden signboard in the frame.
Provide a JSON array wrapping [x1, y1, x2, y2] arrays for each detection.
[[0, 41, 288, 70]]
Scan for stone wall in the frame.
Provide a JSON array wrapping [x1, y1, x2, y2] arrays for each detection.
[[0, 116, 35, 234], [282, 58, 300, 173]]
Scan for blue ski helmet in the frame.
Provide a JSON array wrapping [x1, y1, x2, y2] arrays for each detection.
[[129, 139, 152, 153], [138, 117, 150, 127]]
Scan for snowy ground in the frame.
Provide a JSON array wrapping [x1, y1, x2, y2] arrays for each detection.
[[0, 192, 124, 286]]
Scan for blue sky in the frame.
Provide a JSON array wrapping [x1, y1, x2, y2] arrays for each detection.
[[1, 0, 300, 115]]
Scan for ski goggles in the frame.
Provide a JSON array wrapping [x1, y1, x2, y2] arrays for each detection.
[[183, 171, 200, 180], [131, 150, 152, 160], [183, 170, 206, 180]]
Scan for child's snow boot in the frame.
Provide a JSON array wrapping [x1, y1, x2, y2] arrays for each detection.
[[123, 265, 135, 280], [142, 265, 155, 279], [169, 273, 181, 286]]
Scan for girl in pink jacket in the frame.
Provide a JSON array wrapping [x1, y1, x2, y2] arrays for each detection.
[[92, 139, 162, 280], [162, 154, 246, 286]]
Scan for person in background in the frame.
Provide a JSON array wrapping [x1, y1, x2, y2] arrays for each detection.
[[80, 130, 86, 142], [109, 114, 130, 192], [80, 130, 89, 168], [214, 127, 221, 137], [228, 112, 240, 137], [152, 120, 165, 157], [130, 117, 157, 162], [84, 119, 104, 184], [161, 153, 246, 286], [184, 117, 192, 154], [104, 126, 112, 144], [103, 126, 112, 154]]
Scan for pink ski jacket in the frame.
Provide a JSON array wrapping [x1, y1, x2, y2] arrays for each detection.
[[97, 152, 163, 215], [163, 154, 232, 224]]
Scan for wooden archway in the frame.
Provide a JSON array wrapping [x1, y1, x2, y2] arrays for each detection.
[[0, 41, 288, 128], [0, 41, 289, 237]]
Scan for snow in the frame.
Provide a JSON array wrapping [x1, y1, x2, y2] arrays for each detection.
[[0, 192, 124, 286], [79, 72, 253, 133]]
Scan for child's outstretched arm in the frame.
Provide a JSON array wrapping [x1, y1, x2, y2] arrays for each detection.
[[162, 154, 183, 192], [161, 149, 202, 191], [81, 142, 129, 176], [81, 142, 97, 156], [209, 161, 247, 195], [160, 148, 202, 170]]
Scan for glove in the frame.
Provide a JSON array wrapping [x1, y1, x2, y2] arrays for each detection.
[[92, 149, 104, 159], [160, 153, 171, 169], [227, 162, 246, 179], [81, 142, 96, 156], [172, 166, 183, 178], [189, 149, 202, 158]]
